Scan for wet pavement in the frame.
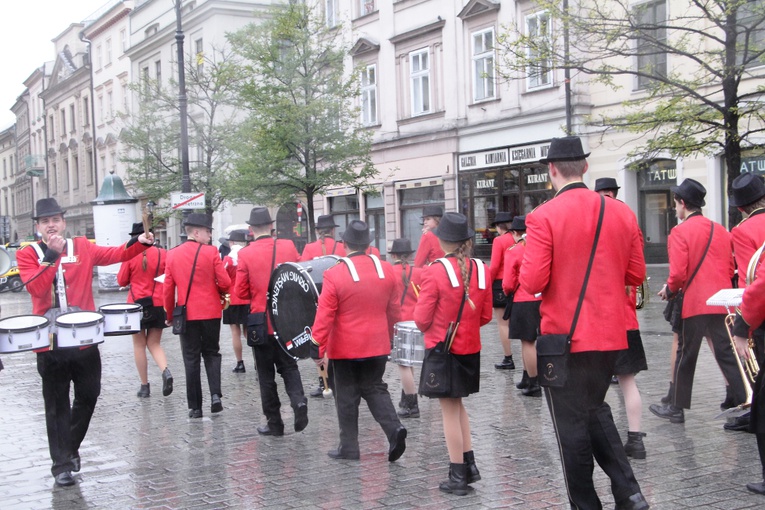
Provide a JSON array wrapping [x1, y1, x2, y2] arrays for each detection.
[[0, 265, 763, 509]]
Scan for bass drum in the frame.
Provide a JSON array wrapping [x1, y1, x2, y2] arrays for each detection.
[[268, 256, 340, 359]]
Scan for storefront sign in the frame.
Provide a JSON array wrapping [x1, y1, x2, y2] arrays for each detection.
[[459, 149, 508, 170], [526, 173, 548, 185], [510, 142, 551, 164], [644, 166, 677, 185], [741, 156, 765, 174], [475, 178, 496, 190]]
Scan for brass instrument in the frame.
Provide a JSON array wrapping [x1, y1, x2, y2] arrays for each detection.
[[635, 277, 650, 310], [221, 293, 231, 310]]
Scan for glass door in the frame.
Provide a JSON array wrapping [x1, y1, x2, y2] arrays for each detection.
[[640, 190, 676, 263]]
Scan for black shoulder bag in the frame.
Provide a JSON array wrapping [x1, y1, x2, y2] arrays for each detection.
[[172, 243, 202, 335], [247, 239, 277, 347], [537, 196, 606, 388], [419, 260, 473, 398]]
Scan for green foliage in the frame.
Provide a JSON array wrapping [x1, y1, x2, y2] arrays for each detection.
[[228, 1, 377, 239]]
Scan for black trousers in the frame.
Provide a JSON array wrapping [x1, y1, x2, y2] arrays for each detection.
[[36, 346, 101, 476], [251, 336, 306, 428], [673, 314, 747, 409], [331, 357, 402, 453], [544, 350, 641, 509], [179, 319, 222, 411]]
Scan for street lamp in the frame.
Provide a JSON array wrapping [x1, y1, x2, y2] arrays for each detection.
[[174, 0, 191, 242]]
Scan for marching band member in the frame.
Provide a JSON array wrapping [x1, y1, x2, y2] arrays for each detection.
[[414, 212, 491, 495], [414, 205, 445, 268], [18, 198, 153, 487], [489, 212, 516, 371], [221, 229, 249, 374], [117, 222, 172, 399], [520, 137, 648, 509], [310, 220, 406, 461], [388, 238, 423, 418], [299, 215, 346, 261], [236, 207, 308, 436], [163, 213, 231, 419], [501, 215, 542, 396]]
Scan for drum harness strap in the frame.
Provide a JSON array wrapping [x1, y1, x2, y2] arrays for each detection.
[[435, 257, 487, 290], [339, 254, 385, 282], [33, 239, 75, 312]]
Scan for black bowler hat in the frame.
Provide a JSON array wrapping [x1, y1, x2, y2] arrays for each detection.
[[421, 205, 444, 218], [389, 238, 414, 255], [183, 213, 213, 229], [491, 211, 514, 226], [730, 173, 765, 207], [434, 212, 472, 242], [510, 215, 527, 231], [228, 229, 248, 242], [129, 222, 145, 236], [33, 198, 66, 220], [671, 178, 706, 208], [247, 207, 274, 226], [315, 215, 339, 229], [539, 136, 590, 164], [342, 220, 371, 245], [594, 177, 620, 192]]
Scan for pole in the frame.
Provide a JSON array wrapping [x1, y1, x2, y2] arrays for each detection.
[[563, 0, 572, 134], [175, 0, 191, 242]]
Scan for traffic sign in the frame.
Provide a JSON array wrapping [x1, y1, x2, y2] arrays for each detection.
[[171, 192, 205, 210]]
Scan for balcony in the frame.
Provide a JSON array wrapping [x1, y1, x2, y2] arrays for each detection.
[[21, 155, 45, 177]]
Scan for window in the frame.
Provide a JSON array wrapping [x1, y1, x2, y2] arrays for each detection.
[[736, 0, 765, 68], [120, 29, 127, 53], [326, 0, 338, 28], [107, 91, 114, 119], [526, 11, 553, 89], [399, 186, 445, 250], [49, 115, 54, 139], [358, 0, 375, 16], [96, 44, 103, 70], [635, 1, 667, 89], [64, 159, 69, 192], [472, 28, 496, 101], [98, 95, 104, 123], [360, 64, 377, 125], [73, 155, 79, 190], [86, 150, 94, 185], [60, 109, 66, 136], [142, 66, 150, 93], [69, 104, 76, 133], [155, 60, 162, 88], [410, 49, 431, 115], [195, 38, 204, 73], [329, 194, 360, 235], [83, 97, 90, 127], [105, 38, 112, 65]]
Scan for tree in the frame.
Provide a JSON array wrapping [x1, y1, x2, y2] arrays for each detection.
[[120, 47, 245, 218], [228, 1, 378, 240], [497, 0, 765, 225]]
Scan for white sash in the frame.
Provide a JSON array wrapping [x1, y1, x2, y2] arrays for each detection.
[[339, 254, 385, 282], [435, 257, 487, 289]]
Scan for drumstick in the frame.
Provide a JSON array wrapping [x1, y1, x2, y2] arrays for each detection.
[[319, 364, 332, 397]]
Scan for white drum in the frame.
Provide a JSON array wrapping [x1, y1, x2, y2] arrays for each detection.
[[0, 315, 51, 353], [392, 321, 425, 367], [99, 303, 142, 336], [55, 311, 105, 348]]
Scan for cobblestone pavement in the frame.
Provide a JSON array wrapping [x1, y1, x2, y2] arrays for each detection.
[[0, 265, 763, 509]]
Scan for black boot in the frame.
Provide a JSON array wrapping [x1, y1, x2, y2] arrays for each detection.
[[439, 462, 468, 496], [720, 385, 736, 410], [660, 382, 674, 404], [398, 389, 406, 409], [464, 450, 481, 484], [397, 393, 420, 418], [522, 376, 542, 397], [309, 377, 325, 398], [516, 370, 529, 389], [624, 431, 646, 459], [137, 383, 150, 398], [495, 355, 515, 370]]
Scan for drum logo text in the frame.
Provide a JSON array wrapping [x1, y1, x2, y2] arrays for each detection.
[[270, 270, 311, 315], [286, 326, 312, 350]]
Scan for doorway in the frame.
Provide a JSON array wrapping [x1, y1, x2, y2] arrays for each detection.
[[640, 190, 676, 264]]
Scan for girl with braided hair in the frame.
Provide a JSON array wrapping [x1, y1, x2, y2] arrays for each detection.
[[414, 212, 492, 496]]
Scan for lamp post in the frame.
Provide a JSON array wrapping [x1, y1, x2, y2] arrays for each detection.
[[175, 0, 191, 242]]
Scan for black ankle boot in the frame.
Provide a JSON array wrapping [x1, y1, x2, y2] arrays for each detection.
[[439, 462, 468, 496], [397, 393, 420, 418], [660, 382, 674, 404], [516, 370, 529, 389], [624, 431, 646, 459], [522, 377, 542, 397], [463, 450, 481, 484]]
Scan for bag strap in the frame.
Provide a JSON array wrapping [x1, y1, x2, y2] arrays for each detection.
[[182, 243, 203, 306], [568, 195, 606, 339], [400, 263, 414, 306], [684, 221, 714, 293], [266, 238, 277, 309]]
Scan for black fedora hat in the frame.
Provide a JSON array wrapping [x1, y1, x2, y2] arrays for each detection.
[[434, 212, 472, 242], [183, 213, 213, 229], [389, 238, 414, 255], [539, 136, 590, 164], [421, 205, 444, 218], [247, 207, 274, 226], [342, 220, 371, 245], [594, 177, 620, 192], [228, 229, 249, 243], [129, 222, 145, 236], [315, 215, 339, 229], [510, 215, 527, 231], [33, 198, 66, 220], [491, 211, 514, 226], [671, 178, 706, 208], [730, 173, 765, 208]]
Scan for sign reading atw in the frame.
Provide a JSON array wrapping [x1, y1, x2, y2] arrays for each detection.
[[171, 192, 206, 210]]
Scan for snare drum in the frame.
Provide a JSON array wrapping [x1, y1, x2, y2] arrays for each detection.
[[55, 311, 105, 348], [0, 315, 51, 353], [99, 303, 142, 336], [392, 321, 425, 366]]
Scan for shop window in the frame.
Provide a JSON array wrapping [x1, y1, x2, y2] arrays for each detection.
[[399, 186, 445, 251], [329, 194, 360, 238], [366, 193, 386, 256]]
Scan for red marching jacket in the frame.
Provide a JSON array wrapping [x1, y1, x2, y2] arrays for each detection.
[[502, 240, 541, 303], [18, 237, 150, 316], [414, 230, 445, 268], [489, 232, 516, 282], [520, 183, 646, 353], [117, 246, 167, 305], [299, 237, 346, 261], [741, 255, 765, 331], [235, 236, 300, 334], [163, 240, 231, 321], [393, 262, 423, 321], [414, 257, 492, 355], [731, 209, 765, 287], [666, 213, 734, 318], [222, 255, 248, 306], [311, 253, 401, 359]]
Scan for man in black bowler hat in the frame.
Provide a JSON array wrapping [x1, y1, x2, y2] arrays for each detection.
[[17, 198, 155, 487], [235, 207, 308, 436], [163, 213, 231, 419], [651, 178, 746, 424], [594, 177, 620, 199]]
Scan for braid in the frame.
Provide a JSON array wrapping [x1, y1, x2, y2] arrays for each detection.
[[455, 240, 476, 310]]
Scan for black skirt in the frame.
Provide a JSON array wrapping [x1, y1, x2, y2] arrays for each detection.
[[613, 329, 648, 375], [223, 304, 249, 326], [492, 280, 508, 309], [422, 352, 481, 399], [510, 301, 541, 341], [140, 306, 168, 330]]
